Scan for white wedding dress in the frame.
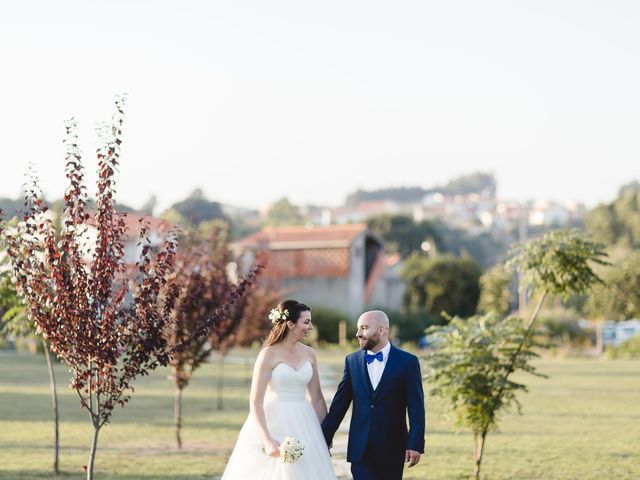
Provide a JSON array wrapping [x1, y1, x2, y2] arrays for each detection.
[[221, 361, 337, 480]]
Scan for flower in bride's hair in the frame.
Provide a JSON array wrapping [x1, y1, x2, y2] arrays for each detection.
[[269, 307, 289, 324]]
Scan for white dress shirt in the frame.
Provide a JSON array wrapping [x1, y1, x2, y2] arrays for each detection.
[[366, 341, 391, 390]]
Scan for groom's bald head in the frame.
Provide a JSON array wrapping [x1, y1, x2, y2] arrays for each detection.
[[356, 310, 390, 351], [360, 310, 389, 329]]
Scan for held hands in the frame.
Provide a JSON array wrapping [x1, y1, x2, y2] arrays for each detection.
[[405, 449, 421, 468]]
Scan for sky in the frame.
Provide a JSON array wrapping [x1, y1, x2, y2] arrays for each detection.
[[1, 0, 639, 213]]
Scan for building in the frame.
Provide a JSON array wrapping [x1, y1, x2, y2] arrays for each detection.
[[602, 319, 640, 348], [231, 224, 405, 317], [85, 213, 175, 264]]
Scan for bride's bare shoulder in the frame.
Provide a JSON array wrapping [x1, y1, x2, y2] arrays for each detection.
[[298, 342, 317, 360], [257, 345, 279, 362]]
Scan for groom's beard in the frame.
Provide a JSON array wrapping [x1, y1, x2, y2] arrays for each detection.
[[359, 334, 380, 351]]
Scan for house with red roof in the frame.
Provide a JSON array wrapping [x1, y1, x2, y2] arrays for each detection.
[[85, 212, 175, 265], [231, 224, 405, 317]]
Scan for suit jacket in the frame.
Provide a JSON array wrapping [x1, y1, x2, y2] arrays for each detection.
[[321, 345, 425, 464]]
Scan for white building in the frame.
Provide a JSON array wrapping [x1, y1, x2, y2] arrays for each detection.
[[602, 319, 640, 347]]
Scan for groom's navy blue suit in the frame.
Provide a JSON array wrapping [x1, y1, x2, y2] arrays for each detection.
[[321, 345, 425, 480]]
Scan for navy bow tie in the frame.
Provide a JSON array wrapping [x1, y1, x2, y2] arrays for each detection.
[[365, 351, 384, 364]]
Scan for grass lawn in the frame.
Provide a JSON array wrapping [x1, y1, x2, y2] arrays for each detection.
[[0, 348, 639, 479]]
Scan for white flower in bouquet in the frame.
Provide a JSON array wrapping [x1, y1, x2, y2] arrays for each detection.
[[279, 436, 304, 464]]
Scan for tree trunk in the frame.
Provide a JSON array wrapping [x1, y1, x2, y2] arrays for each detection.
[[86, 423, 101, 480], [217, 352, 225, 411], [472, 430, 487, 480], [42, 338, 60, 475], [175, 386, 183, 449]]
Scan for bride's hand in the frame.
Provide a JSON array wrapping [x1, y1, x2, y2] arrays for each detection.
[[264, 438, 281, 457]]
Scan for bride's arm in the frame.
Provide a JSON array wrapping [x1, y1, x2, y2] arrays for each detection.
[[307, 349, 328, 423], [249, 348, 280, 456]]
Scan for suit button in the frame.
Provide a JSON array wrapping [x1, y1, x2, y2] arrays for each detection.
[[370, 405, 374, 409]]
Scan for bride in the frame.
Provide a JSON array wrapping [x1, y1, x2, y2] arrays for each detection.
[[221, 300, 337, 480]]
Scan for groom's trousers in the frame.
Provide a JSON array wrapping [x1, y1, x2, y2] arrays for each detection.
[[350, 442, 404, 480]]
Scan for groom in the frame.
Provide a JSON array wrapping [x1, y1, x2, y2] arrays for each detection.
[[322, 310, 425, 480]]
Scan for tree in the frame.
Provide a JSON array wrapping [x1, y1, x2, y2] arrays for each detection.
[[2, 97, 181, 479], [263, 197, 305, 226], [427, 313, 544, 480], [228, 283, 281, 381], [206, 251, 277, 411], [612, 188, 640, 248], [585, 187, 640, 249], [431, 220, 511, 269], [345, 186, 432, 206], [232, 285, 281, 349], [587, 251, 640, 321], [1, 237, 28, 336], [165, 225, 262, 448], [477, 265, 513, 316], [0, 197, 23, 219], [426, 230, 607, 479], [401, 253, 482, 321], [1, 237, 61, 474], [443, 171, 496, 196], [168, 188, 225, 225], [584, 204, 620, 247], [367, 214, 441, 258]]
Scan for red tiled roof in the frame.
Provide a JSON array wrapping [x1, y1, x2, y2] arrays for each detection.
[[235, 224, 367, 249]]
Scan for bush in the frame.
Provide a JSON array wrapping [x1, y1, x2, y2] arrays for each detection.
[[607, 334, 640, 359], [311, 307, 352, 344], [387, 308, 444, 343], [537, 308, 594, 350]]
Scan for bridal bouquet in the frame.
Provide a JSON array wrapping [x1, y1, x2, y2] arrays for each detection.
[[279, 436, 304, 464]]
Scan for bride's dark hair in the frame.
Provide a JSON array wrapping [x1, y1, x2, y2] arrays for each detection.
[[263, 299, 311, 347]]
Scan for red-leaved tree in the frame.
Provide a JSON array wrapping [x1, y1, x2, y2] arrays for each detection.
[[0, 96, 263, 479], [165, 224, 263, 448], [1, 96, 266, 479], [218, 282, 281, 390], [1, 97, 183, 479]]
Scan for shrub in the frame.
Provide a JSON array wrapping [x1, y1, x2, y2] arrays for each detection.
[[312, 307, 352, 344], [607, 334, 640, 359], [537, 308, 594, 350], [387, 308, 443, 343]]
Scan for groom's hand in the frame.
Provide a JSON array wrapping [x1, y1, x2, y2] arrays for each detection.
[[405, 449, 421, 467]]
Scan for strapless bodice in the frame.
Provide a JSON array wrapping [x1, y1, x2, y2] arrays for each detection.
[[265, 361, 312, 402]]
